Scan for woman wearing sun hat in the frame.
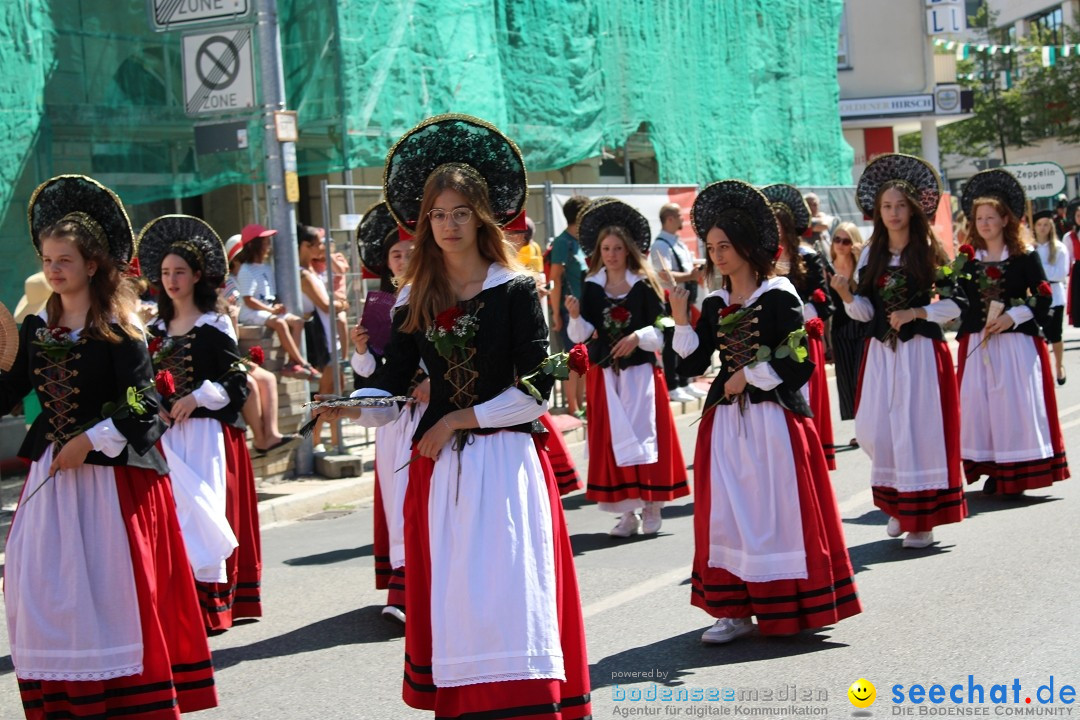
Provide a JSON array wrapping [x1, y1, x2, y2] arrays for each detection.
[[315, 115, 590, 720], [670, 180, 861, 645], [955, 169, 1069, 498], [830, 153, 969, 549]]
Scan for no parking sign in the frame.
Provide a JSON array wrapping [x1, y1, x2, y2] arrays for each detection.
[[182, 27, 255, 116]]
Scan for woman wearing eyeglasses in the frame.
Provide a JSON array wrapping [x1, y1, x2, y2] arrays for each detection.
[[828, 222, 869, 424], [313, 116, 590, 720]]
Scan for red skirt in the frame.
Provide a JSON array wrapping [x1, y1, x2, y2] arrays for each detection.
[[372, 465, 407, 608], [196, 424, 262, 630], [538, 411, 582, 496], [957, 335, 1070, 493], [584, 364, 689, 505], [690, 408, 861, 635], [18, 465, 217, 719], [400, 436, 591, 719], [807, 334, 836, 470], [857, 338, 968, 533]]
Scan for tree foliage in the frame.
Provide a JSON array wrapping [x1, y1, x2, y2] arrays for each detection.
[[899, 5, 1080, 170]]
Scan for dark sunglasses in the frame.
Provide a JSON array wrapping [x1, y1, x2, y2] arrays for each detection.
[[833, 236, 853, 246]]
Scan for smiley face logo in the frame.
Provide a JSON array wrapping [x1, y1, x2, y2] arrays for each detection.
[[848, 678, 876, 708]]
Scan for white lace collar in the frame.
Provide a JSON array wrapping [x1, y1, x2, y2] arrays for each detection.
[[150, 311, 236, 341], [394, 263, 523, 310], [705, 275, 801, 306], [585, 267, 644, 293]]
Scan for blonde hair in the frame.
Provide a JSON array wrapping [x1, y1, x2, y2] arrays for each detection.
[[585, 226, 665, 301], [1033, 215, 1060, 265], [829, 221, 865, 265], [399, 164, 521, 333]]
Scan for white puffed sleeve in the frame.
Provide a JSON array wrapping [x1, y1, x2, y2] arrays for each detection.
[[473, 388, 548, 428]]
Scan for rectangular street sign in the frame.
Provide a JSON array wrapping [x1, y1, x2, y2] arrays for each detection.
[[151, 0, 250, 32], [182, 27, 255, 116]]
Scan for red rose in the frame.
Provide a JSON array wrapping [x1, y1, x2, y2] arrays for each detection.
[[148, 336, 163, 355], [958, 244, 975, 260], [1037, 281, 1052, 297], [877, 274, 890, 288], [985, 266, 1003, 280], [249, 345, 265, 366], [435, 306, 465, 332], [50, 326, 71, 340], [719, 303, 742, 318], [805, 317, 825, 340], [810, 288, 826, 304], [664, 288, 671, 300], [568, 344, 590, 376], [154, 369, 176, 400], [610, 306, 631, 323]]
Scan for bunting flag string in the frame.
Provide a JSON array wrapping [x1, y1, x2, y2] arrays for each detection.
[[933, 37, 1080, 67]]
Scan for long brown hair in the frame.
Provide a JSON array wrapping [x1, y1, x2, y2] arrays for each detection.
[[774, 207, 807, 288], [585, 226, 665, 301], [41, 220, 141, 342], [399, 164, 519, 333], [856, 180, 948, 296], [968, 197, 1029, 259]]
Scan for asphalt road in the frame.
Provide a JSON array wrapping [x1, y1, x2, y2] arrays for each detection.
[[3, 332, 1080, 719]]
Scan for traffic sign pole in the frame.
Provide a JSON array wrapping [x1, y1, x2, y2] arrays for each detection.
[[254, 0, 313, 474]]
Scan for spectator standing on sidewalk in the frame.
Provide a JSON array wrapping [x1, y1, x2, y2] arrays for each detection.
[[649, 202, 705, 403], [549, 195, 590, 418]]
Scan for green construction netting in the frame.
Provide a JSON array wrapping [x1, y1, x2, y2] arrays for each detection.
[[0, 0, 850, 312]]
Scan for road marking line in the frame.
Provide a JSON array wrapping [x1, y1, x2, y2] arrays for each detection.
[[582, 565, 691, 618]]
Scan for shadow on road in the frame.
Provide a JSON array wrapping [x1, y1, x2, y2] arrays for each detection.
[[283, 544, 373, 566], [963, 491, 1061, 517], [0, 654, 11, 676], [211, 606, 401, 669], [846, 538, 955, 574], [589, 628, 846, 691]]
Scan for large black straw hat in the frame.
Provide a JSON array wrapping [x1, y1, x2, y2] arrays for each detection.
[[29, 175, 134, 264], [136, 215, 227, 286], [961, 168, 1026, 220], [856, 153, 942, 218], [576, 198, 652, 256], [383, 114, 527, 232], [762, 184, 811, 235], [356, 202, 405, 277], [691, 180, 780, 265]]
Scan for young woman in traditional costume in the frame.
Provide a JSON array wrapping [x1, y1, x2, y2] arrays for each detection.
[[955, 169, 1069, 497], [564, 198, 688, 536], [830, 154, 969, 549], [139, 214, 262, 631], [1, 175, 216, 718], [316, 115, 591, 720], [1032, 209, 1070, 384], [349, 201, 423, 625], [671, 180, 861, 644], [763, 184, 837, 468]]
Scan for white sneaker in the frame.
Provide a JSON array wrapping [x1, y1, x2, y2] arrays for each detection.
[[642, 503, 663, 534], [701, 617, 755, 644], [886, 516, 902, 538], [312, 443, 327, 455], [668, 388, 695, 403], [609, 511, 642, 537], [684, 384, 708, 398], [381, 606, 406, 625], [902, 531, 935, 549]]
